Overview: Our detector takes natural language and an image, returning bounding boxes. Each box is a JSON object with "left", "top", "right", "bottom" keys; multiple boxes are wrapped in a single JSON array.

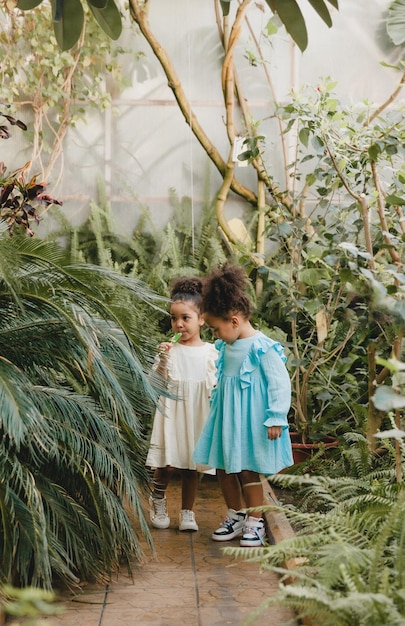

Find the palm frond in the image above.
[{"left": 0, "top": 232, "right": 158, "bottom": 587}]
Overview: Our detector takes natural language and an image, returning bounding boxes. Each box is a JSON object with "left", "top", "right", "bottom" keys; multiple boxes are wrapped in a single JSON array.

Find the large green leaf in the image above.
[
  {"left": 265, "top": 0, "right": 339, "bottom": 51},
  {"left": 387, "top": 0, "right": 405, "bottom": 45},
  {"left": 51, "top": 0, "right": 84, "bottom": 50},
  {"left": 16, "top": 0, "right": 43, "bottom": 8},
  {"left": 88, "top": 0, "right": 122, "bottom": 41},
  {"left": 266, "top": 0, "right": 308, "bottom": 51},
  {"left": 307, "top": 0, "right": 333, "bottom": 27},
  {"left": 87, "top": 0, "right": 108, "bottom": 8}
]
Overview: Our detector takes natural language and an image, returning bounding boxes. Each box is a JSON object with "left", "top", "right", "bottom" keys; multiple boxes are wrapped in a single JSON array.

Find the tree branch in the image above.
[{"left": 129, "top": 0, "right": 257, "bottom": 205}]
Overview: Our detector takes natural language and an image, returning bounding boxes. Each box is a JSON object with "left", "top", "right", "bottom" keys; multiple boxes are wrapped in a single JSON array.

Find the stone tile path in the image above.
[{"left": 42, "top": 475, "right": 297, "bottom": 626}]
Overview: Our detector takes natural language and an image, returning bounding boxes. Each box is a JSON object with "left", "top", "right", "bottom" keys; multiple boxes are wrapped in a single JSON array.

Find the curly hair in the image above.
[
  {"left": 170, "top": 276, "right": 203, "bottom": 312},
  {"left": 202, "top": 263, "right": 252, "bottom": 319}
]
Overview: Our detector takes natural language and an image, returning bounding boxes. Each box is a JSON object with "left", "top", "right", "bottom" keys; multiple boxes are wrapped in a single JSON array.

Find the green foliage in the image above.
[
  {"left": 58, "top": 182, "right": 227, "bottom": 339},
  {"left": 228, "top": 439, "right": 405, "bottom": 625},
  {"left": 264, "top": 0, "right": 338, "bottom": 52},
  {"left": 254, "top": 79, "right": 405, "bottom": 439},
  {"left": 0, "top": 2, "right": 134, "bottom": 178},
  {"left": 132, "top": 189, "right": 228, "bottom": 296},
  {"left": 15, "top": 0, "right": 122, "bottom": 50},
  {"left": 51, "top": 0, "right": 85, "bottom": 51},
  {"left": 260, "top": 212, "right": 394, "bottom": 437},
  {"left": 88, "top": 0, "right": 122, "bottom": 41},
  {"left": 15, "top": 0, "right": 340, "bottom": 52},
  {"left": 0, "top": 231, "right": 164, "bottom": 588},
  {"left": 0, "top": 3, "right": 127, "bottom": 114},
  {"left": 387, "top": 0, "right": 405, "bottom": 46},
  {"left": 1, "top": 585, "right": 62, "bottom": 622}
]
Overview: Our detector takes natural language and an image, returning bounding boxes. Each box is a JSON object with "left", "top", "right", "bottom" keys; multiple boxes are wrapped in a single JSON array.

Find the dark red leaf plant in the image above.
[{"left": 0, "top": 107, "right": 62, "bottom": 236}]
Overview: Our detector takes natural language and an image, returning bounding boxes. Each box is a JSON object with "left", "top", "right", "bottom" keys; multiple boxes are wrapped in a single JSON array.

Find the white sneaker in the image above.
[
  {"left": 149, "top": 495, "right": 170, "bottom": 529},
  {"left": 239, "top": 516, "right": 266, "bottom": 547},
  {"left": 211, "top": 509, "right": 246, "bottom": 541},
  {"left": 179, "top": 509, "right": 198, "bottom": 532}
]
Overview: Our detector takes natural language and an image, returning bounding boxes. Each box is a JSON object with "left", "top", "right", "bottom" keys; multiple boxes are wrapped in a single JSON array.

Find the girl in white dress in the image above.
[{"left": 146, "top": 277, "right": 217, "bottom": 532}]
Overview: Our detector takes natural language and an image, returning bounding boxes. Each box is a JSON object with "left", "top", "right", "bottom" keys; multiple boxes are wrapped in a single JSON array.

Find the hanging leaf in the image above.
[
  {"left": 52, "top": 0, "right": 63, "bottom": 21},
  {"left": 387, "top": 0, "right": 405, "bottom": 45},
  {"left": 88, "top": 0, "right": 122, "bottom": 40},
  {"left": 386, "top": 194, "right": 405, "bottom": 206},
  {"left": 51, "top": 0, "right": 84, "bottom": 50},
  {"left": 265, "top": 0, "right": 308, "bottom": 51},
  {"left": 16, "top": 0, "right": 43, "bottom": 8},
  {"left": 265, "top": 0, "right": 338, "bottom": 51},
  {"left": 219, "top": 0, "right": 231, "bottom": 17},
  {"left": 266, "top": 18, "right": 278, "bottom": 36},
  {"left": 87, "top": 0, "right": 108, "bottom": 9},
  {"left": 299, "top": 127, "right": 310, "bottom": 147},
  {"left": 306, "top": 0, "right": 333, "bottom": 27}
]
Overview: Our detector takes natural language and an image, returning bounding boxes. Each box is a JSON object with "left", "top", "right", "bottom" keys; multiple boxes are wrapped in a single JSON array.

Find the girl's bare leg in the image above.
[
  {"left": 180, "top": 469, "right": 198, "bottom": 510},
  {"left": 217, "top": 469, "right": 244, "bottom": 510},
  {"left": 152, "top": 466, "right": 175, "bottom": 498},
  {"left": 211, "top": 470, "right": 246, "bottom": 540},
  {"left": 239, "top": 470, "right": 264, "bottom": 516}
]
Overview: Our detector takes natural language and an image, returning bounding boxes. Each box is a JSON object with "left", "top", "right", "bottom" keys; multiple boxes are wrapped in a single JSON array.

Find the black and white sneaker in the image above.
[
  {"left": 239, "top": 516, "right": 266, "bottom": 547},
  {"left": 211, "top": 509, "right": 246, "bottom": 541}
]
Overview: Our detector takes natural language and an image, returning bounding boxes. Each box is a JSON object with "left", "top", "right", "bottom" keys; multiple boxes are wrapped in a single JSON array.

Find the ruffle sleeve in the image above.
[
  {"left": 240, "top": 334, "right": 286, "bottom": 389},
  {"left": 214, "top": 340, "right": 225, "bottom": 376},
  {"left": 208, "top": 340, "right": 225, "bottom": 403}
]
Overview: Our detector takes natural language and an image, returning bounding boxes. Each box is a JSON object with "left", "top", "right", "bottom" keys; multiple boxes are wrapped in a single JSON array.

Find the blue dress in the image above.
[{"left": 192, "top": 332, "right": 293, "bottom": 474}]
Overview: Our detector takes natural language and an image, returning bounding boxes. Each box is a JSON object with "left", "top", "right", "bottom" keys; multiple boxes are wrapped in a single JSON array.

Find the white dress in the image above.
[{"left": 146, "top": 342, "right": 218, "bottom": 472}]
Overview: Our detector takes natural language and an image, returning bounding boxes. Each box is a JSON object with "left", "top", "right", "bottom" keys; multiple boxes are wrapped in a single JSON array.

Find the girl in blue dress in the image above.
[{"left": 193, "top": 264, "right": 293, "bottom": 547}]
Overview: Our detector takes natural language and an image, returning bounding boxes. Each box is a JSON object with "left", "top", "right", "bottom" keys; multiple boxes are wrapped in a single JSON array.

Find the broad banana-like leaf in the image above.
[
  {"left": 87, "top": 0, "right": 108, "bottom": 10},
  {"left": 16, "top": 0, "right": 43, "bottom": 9},
  {"left": 387, "top": 0, "right": 405, "bottom": 45},
  {"left": 265, "top": 0, "right": 338, "bottom": 52},
  {"left": 88, "top": 0, "right": 122, "bottom": 40},
  {"left": 51, "top": 0, "right": 84, "bottom": 50}
]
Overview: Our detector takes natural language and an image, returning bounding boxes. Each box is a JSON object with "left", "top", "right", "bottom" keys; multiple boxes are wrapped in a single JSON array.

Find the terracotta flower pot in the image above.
[{"left": 290, "top": 432, "right": 338, "bottom": 464}]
